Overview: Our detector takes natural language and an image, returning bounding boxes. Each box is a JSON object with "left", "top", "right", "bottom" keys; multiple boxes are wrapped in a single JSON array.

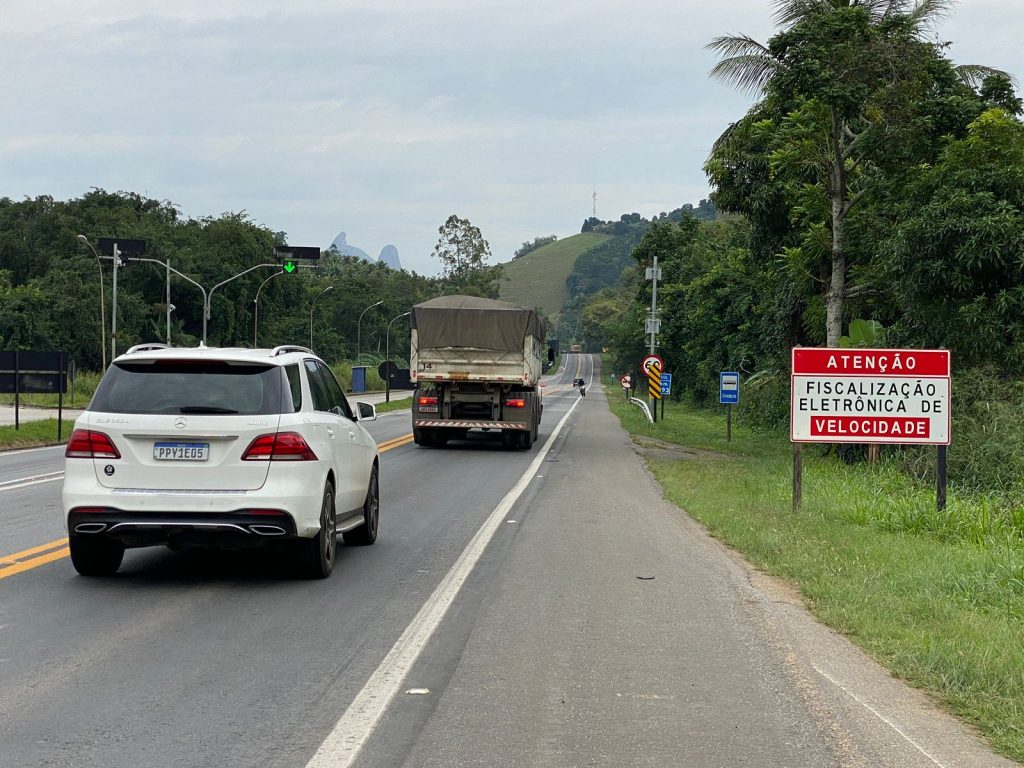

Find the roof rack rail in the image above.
[
  {"left": 271, "top": 345, "right": 315, "bottom": 357},
  {"left": 125, "top": 343, "right": 172, "bottom": 355}
]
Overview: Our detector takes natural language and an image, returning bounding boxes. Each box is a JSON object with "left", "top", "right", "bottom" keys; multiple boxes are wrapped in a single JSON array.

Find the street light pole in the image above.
[
  {"left": 130, "top": 257, "right": 208, "bottom": 344},
  {"left": 310, "top": 286, "right": 334, "bottom": 352},
  {"left": 357, "top": 299, "right": 384, "bottom": 360},
  {"left": 385, "top": 311, "right": 410, "bottom": 403},
  {"left": 166, "top": 258, "right": 172, "bottom": 345},
  {"left": 76, "top": 235, "right": 106, "bottom": 371},
  {"left": 206, "top": 263, "right": 278, "bottom": 345},
  {"left": 253, "top": 270, "right": 284, "bottom": 347}
]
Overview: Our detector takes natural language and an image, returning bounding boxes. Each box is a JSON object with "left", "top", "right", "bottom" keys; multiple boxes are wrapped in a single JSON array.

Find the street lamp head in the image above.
[{"left": 76, "top": 234, "right": 88, "bottom": 242}]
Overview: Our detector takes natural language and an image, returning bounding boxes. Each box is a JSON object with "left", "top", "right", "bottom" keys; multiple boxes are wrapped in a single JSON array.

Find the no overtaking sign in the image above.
[{"left": 790, "top": 348, "right": 951, "bottom": 445}]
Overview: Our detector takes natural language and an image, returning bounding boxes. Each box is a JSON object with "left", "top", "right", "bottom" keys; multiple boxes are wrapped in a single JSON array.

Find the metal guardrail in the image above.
[{"left": 629, "top": 397, "right": 654, "bottom": 424}]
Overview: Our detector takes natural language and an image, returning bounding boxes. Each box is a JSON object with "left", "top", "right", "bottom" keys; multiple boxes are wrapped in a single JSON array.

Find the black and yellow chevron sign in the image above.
[{"left": 646, "top": 360, "right": 663, "bottom": 400}]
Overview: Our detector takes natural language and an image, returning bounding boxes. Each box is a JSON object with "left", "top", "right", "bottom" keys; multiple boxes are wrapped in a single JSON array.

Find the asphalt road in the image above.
[{"left": 0, "top": 356, "right": 1015, "bottom": 768}]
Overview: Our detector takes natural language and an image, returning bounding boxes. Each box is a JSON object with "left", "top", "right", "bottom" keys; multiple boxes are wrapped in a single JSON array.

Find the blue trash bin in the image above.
[{"left": 351, "top": 366, "right": 367, "bottom": 394}]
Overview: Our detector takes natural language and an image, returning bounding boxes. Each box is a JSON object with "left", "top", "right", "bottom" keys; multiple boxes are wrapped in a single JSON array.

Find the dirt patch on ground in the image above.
[{"left": 631, "top": 436, "right": 733, "bottom": 462}]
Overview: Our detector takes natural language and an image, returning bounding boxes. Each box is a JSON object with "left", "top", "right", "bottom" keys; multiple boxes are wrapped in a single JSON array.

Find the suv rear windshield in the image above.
[{"left": 89, "top": 361, "right": 288, "bottom": 415}]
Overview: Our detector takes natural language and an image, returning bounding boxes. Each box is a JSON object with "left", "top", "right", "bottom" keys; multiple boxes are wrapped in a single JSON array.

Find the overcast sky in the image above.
[{"left": 1, "top": 1, "right": 1018, "bottom": 275}]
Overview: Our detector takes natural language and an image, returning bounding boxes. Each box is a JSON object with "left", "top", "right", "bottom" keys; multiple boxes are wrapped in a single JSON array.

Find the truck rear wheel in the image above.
[
  {"left": 502, "top": 430, "right": 518, "bottom": 450},
  {"left": 413, "top": 428, "right": 431, "bottom": 447}
]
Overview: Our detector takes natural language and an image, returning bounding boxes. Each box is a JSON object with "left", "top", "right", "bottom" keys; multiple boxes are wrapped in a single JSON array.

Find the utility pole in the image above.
[
  {"left": 97, "top": 238, "right": 146, "bottom": 361},
  {"left": 647, "top": 254, "right": 659, "bottom": 355}
]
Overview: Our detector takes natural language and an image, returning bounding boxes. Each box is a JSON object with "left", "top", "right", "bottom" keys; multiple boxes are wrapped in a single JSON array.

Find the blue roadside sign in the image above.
[
  {"left": 660, "top": 372, "right": 672, "bottom": 395},
  {"left": 720, "top": 372, "right": 739, "bottom": 404}
]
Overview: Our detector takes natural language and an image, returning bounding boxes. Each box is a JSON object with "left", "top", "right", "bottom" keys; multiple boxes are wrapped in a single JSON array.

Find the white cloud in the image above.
[{"left": 0, "top": 1, "right": 1018, "bottom": 274}]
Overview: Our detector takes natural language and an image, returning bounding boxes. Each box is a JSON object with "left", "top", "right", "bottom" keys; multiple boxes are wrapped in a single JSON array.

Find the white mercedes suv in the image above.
[{"left": 61, "top": 344, "right": 380, "bottom": 579}]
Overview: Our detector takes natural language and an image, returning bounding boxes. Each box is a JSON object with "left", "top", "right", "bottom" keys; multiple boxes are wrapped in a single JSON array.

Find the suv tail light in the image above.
[
  {"left": 66, "top": 430, "right": 121, "bottom": 459},
  {"left": 241, "top": 432, "right": 318, "bottom": 461},
  {"left": 505, "top": 398, "right": 526, "bottom": 408}
]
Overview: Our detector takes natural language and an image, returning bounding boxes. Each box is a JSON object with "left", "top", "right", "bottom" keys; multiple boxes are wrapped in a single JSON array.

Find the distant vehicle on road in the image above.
[
  {"left": 61, "top": 343, "right": 380, "bottom": 578},
  {"left": 569, "top": 344, "right": 582, "bottom": 353}
]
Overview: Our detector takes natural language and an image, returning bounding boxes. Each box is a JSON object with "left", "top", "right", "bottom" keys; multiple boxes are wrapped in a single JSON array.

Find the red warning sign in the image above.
[{"left": 791, "top": 348, "right": 950, "bottom": 445}]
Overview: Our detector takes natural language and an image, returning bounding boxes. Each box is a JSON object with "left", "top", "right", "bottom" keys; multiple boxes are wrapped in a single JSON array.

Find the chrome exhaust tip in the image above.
[
  {"left": 249, "top": 524, "right": 287, "bottom": 536},
  {"left": 74, "top": 523, "right": 109, "bottom": 534}
]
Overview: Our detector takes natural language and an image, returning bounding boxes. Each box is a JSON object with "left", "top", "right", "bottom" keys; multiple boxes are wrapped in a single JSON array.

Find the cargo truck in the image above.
[{"left": 410, "top": 295, "right": 548, "bottom": 450}]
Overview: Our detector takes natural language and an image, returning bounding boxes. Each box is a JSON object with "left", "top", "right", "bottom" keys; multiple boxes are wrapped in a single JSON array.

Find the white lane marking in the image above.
[
  {"left": 0, "top": 444, "right": 65, "bottom": 458},
  {"left": 0, "top": 472, "right": 64, "bottom": 492},
  {"left": 812, "top": 664, "right": 947, "bottom": 767},
  {"left": 305, "top": 397, "right": 582, "bottom": 768}
]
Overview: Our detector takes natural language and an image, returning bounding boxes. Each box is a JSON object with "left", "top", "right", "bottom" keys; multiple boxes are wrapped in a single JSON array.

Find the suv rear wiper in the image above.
[{"left": 178, "top": 406, "right": 240, "bottom": 414}]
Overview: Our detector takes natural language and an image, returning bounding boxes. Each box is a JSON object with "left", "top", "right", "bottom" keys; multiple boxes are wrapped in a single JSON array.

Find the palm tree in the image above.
[{"left": 707, "top": 0, "right": 1006, "bottom": 347}]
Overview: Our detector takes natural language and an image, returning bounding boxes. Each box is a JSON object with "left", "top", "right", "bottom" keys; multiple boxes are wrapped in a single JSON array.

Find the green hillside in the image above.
[{"left": 498, "top": 232, "right": 608, "bottom": 326}]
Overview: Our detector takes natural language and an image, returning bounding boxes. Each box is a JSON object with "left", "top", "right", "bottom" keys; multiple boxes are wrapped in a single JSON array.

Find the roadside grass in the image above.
[
  {"left": 369, "top": 396, "right": 412, "bottom": 415},
  {"left": 608, "top": 396, "right": 1024, "bottom": 761},
  {"left": 0, "top": 419, "right": 76, "bottom": 450}
]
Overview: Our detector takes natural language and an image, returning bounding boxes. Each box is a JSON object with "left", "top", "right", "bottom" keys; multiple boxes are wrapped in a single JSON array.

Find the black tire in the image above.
[
  {"left": 69, "top": 535, "right": 124, "bottom": 576},
  {"left": 433, "top": 430, "right": 449, "bottom": 447},
  {"left": 297, "top": 481, "right": 337, "bottom": 579},
  {"left": 415, "top": 428, "right": 441, "bottom": 447},
  {"left": 502, "top": 430, "right": 518, "bottom": 450},
  {"left": 518, "top": 429, "right": 533, "bottom": 450},
  {"left": 344, "top": 464, "right": 379, "bottom": 546}
]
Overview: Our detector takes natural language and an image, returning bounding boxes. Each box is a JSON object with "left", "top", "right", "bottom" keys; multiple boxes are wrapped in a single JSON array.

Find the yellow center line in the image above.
[
  {"left": 0, "top": 537, "right": 70, "bottom": 568},
  {"left": 0, "top": 547, "right": 70, "bottom": 579},
  {"left": 0, "top": 433, "right": 418, "bottom": 581},
  {"left": 377, "top": 434, "right": 414, "bottom": 452}
]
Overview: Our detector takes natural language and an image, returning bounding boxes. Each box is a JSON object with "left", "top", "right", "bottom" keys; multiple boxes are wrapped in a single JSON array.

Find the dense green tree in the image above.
[
  {"left": 880, "top": 108, "right": 1024, "bottom": 369},
  {"left": 0, "top": 190, "right": 445, "bottom": 371},
  {"left": 708, "top": 0, "right": 1005, "bottom": 347},
  {"left": 431, "top": 215, "right": 501, "bottom": 298}
]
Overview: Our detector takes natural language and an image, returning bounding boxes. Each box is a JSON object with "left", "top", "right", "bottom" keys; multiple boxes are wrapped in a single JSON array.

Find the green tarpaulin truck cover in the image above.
[{"left": 411, "top": 296, "right": 545, "bottom": 352}]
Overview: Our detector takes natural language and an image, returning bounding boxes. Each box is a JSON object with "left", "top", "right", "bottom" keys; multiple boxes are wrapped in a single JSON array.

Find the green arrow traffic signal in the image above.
[{"left": 283, "top": 260, "right": 297, "bottom": 273}]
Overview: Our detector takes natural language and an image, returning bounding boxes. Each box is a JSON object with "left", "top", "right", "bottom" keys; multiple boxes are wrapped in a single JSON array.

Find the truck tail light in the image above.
[
  {"left": 505, "top": 398, "right": 526, "bottom": 408},
  {"left": 65, "top": 430, "right": 121, "bottom": 459},
  {"left": 417, "top": 395, "right": 439, "bottom": 413},
  {"left": 242, "top": 432, "right": 318, "bottom": 461}
]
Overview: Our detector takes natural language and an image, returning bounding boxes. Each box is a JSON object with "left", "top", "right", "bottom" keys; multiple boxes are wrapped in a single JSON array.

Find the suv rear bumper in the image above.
[
  {"left": 67, "top": 508, "right": 299, "bottom": 549},
  {"left": 62, "top": 461, "right": 326, "bottom": 538}
]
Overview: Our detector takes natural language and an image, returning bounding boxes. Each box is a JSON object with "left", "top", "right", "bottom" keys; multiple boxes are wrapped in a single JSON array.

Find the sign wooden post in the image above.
[
  {"left": 793, "top": 443, "right": 802, "bottom": 511},
  {"left": 937, "top": 445, "right": 948, "bottom": 511}
]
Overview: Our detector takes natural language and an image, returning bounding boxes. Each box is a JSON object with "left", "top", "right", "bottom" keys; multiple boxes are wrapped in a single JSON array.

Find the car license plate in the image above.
[{"left": 153, "top": 442, "right": 209, "bottom": 461}]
